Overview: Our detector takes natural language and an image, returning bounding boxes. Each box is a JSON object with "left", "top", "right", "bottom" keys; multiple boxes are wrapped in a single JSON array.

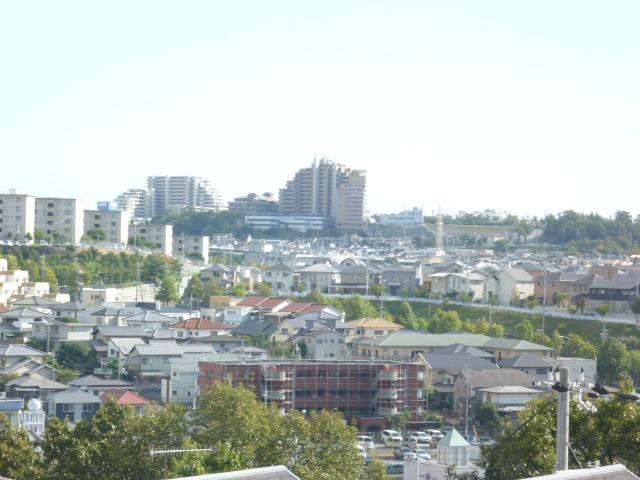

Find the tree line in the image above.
[{"left": 0, "top": 382, "right": 386, "bottom": 480}]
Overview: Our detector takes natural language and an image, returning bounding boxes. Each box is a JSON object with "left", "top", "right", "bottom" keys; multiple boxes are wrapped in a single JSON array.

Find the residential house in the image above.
[
  {"left": 498, "top": 353, "right": 554, "bottom": 382},
  {"left": 0, "top": 342, "right": 46, "bottom": 368},
  {"left": 355, "top": 331, "right": 553, "bottom": 362},
  {"left": 100, "top": 389, "right": 150, "bottom": 413},
  {"left": 263, "top": 264, "right": 297, "bottom": 295},
  {"left": 0, "top": 357, "right": 55, "bottom": 379},
  {"left": 485, "top": 267, "right": 535, "bottom": 305},
  {"left": 335, "top": 264, "right": 379, "bottom": 295},
  {"left": 0, "top": 307, "right": 49, "bottom": 333},
  {"left": 585, "top": 274, "right": 639, "bottom": 314},
  {"left": 477, "top": 386, "right": 546, "bottom": 412},
  {"left": 200, "top": 264, "right": 233, "bottom": 289},
  {"left": 169, "top": 318, "right": 231, "bottom": 340},
  {"left": 300, "top": 329, "right": 347, "bottom": 359},
  {"left": 32, "top": 321, "right": 94, "bottom": 344},
  {"left": 453, "top": 369, "right": 539, "bottom": 414},
  {"left": 124, "top": 311, "right": 177, "bottom": 330},
  {"left": 90, "top": 307, "right": 141, "bottom": 326},
  {"left": 335, "top": 317, "right": 403, "bottom": 340},
  {"left": 297, "top": 264, "right": 340, "bottom": 293},
  {"left": 69, "top": 375, "right": 135, "bottom": 396},
  {"left": 381, "top": 264, "right": 423, "bottom": 296},
  {"left": 6, "top": 374, "right": 69, "bottom": 403},
  {"left": 48, "top": 387, "right": 101, "bottom": 422},
  {"left": 533, "top": 272, "right": 596, "bottom": 307},
  {"left": 51, "top": 301, "right": 86, "bottom": 321}
]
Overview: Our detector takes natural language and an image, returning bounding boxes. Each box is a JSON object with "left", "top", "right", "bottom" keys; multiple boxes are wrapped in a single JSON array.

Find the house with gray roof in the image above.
[
  {"left": 6, "top": 374, "right": 69, "bottom": 402},
  {"left": 355, "top": 331, "right": 552, "bottom": 363},
  {"left": 124, "top": 311, "right": 176, "bottom": 329},
  {"left": 51, "top": 301, "right": 86, "bottom": 321},
  {"left": 485, "top": 267, "right": 535, "bottom": 305},
  {"left": 499, "top": 353, "right": 553, "bottom": 381},
  {"left": 0, "top": 342, "right": 46, "bottom": 368},
  {"left": 48, "top": 387, "right": 101, "bottom": 422},
  {"left": 0, "top": 307, "right": 50, "bottom": 332},
  {"left": 69, "top": 374, "right": 134, "bottom": 395}
]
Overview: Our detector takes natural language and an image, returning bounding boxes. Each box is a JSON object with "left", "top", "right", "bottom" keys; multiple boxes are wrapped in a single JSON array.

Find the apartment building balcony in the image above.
[
  {"left": 263, "top": 389, "right": 288, "bottom": 401},
  {"left": 375, "top": 389, "right": 398, "bottom": 400},
  {"left": 263, "top": 371, "right": 291, "bottom": 382},
  {"left": 377, "top": 406, "right": 398, "bottom": 416},
  {"left": 376, "top": 370, "right": 402, "bottom": 382}
]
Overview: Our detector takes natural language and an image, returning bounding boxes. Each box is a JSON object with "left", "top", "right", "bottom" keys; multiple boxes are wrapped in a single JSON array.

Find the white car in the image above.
[
  {"left": 408, "top": 431, "right": 432, "bottom": 447},
  {"left": 427, "top": 429, "right": 444, "bottom": 440},
  {"left": 357, "top": 435, "right": 374, "bottom": 450},
  {"left": 382, "top": 429, "right": 403, "bottom": 447}
]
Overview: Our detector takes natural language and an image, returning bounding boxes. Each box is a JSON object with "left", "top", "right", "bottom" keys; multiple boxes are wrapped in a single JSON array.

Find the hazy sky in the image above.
[{"left": 1, "top": 1, "right": 638, "bottom": 218}]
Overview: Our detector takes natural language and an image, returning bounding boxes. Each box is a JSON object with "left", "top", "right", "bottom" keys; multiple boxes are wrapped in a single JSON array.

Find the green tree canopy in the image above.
[{"left": 156, "top": 275, "right": 179, "bottom": 305}]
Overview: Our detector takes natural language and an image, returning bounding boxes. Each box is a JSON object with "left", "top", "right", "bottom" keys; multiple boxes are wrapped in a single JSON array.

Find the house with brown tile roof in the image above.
[{"left": 169, "top": 318, "right": 231, "bottom": 340}]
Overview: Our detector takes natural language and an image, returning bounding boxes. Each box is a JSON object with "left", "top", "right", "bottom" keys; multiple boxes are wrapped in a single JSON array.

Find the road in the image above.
[{"left": 327, "top": 293, "right": 638, "bottom": 326}]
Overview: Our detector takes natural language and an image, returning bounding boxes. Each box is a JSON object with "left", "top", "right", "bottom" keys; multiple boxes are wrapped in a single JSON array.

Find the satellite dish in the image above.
[{"left": 28, "top": 398, "right": 42, "bottom": 412}]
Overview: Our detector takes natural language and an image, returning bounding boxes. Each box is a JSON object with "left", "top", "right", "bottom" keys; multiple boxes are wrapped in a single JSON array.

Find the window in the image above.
[
  {"left": 177, "top": 331, "right": 184, "bottom": 337},
  {"left": 82, "top": 403, "right": 96, "bottom": 413}
]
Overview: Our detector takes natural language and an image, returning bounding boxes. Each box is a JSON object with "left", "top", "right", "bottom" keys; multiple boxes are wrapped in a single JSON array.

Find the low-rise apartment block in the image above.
[
  {"left": 173, "top": 234, "right": 209, "bottom": 263},
  {"left": 0, "top": 192, "right": 35, "bottom": 241},
  {"left": 35, "top": 197, "right": 84, "bottom": 244},
  {"left": 83, "top": 203, "right": 131, "bottom": 245},
  {"left": 130, "top": 223, "right": 173, "bottom": 256}
]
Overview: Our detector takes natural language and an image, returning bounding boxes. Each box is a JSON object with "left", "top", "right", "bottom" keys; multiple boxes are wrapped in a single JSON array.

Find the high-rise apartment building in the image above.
[
  {"left": 279, "top": 159, "right": 367, "bottom": 229},
  {"left": 35, "top": 197, "right": 84, "bottom": 244},
  {"left": 147, "top": 176, "right": 224, "bottom": 217},
  {"left": 0, "top": 191, "right": 35, "bottom": 241},
  {"left": 114, "top": 189, "right": 149, "bottom": 219}
]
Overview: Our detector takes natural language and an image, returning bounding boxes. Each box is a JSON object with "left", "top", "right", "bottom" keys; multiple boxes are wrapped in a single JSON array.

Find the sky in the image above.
[{"left": 0, "top": 1, "right": 638, "bottom": 218}]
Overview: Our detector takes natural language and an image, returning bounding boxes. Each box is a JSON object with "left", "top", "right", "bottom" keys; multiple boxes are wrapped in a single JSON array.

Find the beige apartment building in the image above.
[
  {"left": 35, "top": 197, "right": 84, "bottom": 244},
  {"left": 130, "top": 223, "right": 173, "bottom": 256},
  {"left": 0, "top": 192, "right": 35, "bottom": 241},
  {"left": 279, "top": 158, "right": 367, "bottom": 230},
  {"left": 173, "top": 234, "right": 209, "bottom": 264},
  {"left": 83, "top": 208, "right": 131, "bottom": 245}
]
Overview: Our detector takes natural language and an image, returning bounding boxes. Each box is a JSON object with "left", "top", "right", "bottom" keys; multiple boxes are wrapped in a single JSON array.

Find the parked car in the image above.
[
  {"left": 385, "top": 463, "right": 404, "bottom": 475},
  {"left": 427, "top": 429, "right": 444, "bottom": 440},
  {"left": 382, "top": 429, "right": 403, "bottom": 447},
  {"left": 394, "top": 446, "right": 413, "bottom": 460},
  {"left": 407, "top": 431, "right": 432, "bottom": 447},
  {"left": 357, "top": 435, "right": 374, "bottom": 450},
  {"left": 411, "top": 448, "right": 432, "bottom": 460}
]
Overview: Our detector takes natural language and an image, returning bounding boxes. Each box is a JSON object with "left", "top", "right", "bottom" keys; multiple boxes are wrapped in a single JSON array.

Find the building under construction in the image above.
[{"left": 198, "top": 358, "right": 427, "bottom": 432}]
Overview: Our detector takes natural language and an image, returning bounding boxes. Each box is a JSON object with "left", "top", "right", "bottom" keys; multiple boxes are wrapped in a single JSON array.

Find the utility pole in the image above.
[{"left": 556, "top": 367, "right": 570, "bottom": 471}]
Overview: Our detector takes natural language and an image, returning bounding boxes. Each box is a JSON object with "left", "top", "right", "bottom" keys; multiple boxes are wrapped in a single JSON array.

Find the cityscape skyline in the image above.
[{"left": 1, "top": 1, "right": 639, "bottom": 217}]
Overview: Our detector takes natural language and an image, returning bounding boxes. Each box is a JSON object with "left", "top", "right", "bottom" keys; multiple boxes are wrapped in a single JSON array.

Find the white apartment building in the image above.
[
  {"left": 377, "top": 207, "right": 423, "bottom": 225},
  {"left": 147, "top": 176, "right": 224, "bottom": 217},
  {"left": 114, "top": 189, "right": 149, "bottom": 219},
  {"left": 244, "top": 215, "right": 326, "bottom": 233},
  {"left": 35, "top": 197, "right": 84, "bottom": 244},
  {"left": 83, "top": 206, "right": 131, "bottom": 245},
  {"left": 0, "top": 192, "right": 35, "bottom": 241},
  {"left": 172, "top": 234, "right": 209, "bottom": 264},
  {"left": 130, "top": 224, "right": 173, "bottom": 256}
]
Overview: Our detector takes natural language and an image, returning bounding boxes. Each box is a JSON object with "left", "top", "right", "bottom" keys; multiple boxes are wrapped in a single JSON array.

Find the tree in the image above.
[
  {"left": 182, "top": 274, "right": 205, "bottom": 306},
  {"left": 486, "top": 323, "right": 505, "bottom": 337},
  {"left": 0, "top": 415, "right": 43, "bottom": 480},
  {"left": 595, "top": 303, "right": 611, "bottom": 318},
  {"left": 84, "top": 228, "right": 106, "bottom": 244},
  {"left": 429, "top": 309, "right": 462, "bottom": 333},
  {"left": 255, "top": 282, "right": 273, "bottom": 296},
  {"left": 597, "top": 338, "right": 631, "bottom": 385},
  {"left": 514, "top": 320, "right": 534, "bottom": 341},
  {"left": 567, "top": 305, "right": 578, "bottom": 315},
  {"left": 155, "top": 276, "right": 179, "bottom": 305},
  {"left": 474, "top": 402, "right": 501, "bottom": 429},
  {"left": 369, "top": 284, "right": 385, "bottom": 297},
  {"left": 562, "top": 334, "right": 596, "bottom": 359},
  {"left": 396, "top": 301, "right": 418, "bottom": 329},
  {"left": 342, "top": 295, "right": 377, "bottom": 321},
  {"left": 360, "top": 457, "right": 387, "bottom": 480},
  {"left": 631, "top": 296, "right": 640, "bottom": 316},
  {"left": 230, "top": 283, "right": 248, "bottom": 297}
]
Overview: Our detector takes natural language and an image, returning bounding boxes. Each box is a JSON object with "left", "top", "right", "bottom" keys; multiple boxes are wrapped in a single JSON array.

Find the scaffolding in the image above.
[{"left": 199, "top": 359, "right": 427, "bottom": 427}]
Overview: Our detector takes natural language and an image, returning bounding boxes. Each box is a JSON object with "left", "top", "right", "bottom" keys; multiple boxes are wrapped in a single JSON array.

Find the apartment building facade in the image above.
[
  {"left": 35, "top": 197, "right": 84, "bottom": 243},
  {"left": 83, "top": 204, "right": 131, "bottom": 245},
  {"left": 130, "top": 223, "right": 173, "bottom": 256},
  {"left": 278, "top": 159, "right": 367, "bottom": 230},
  {"left": 173, "top": 234, "right": 209, "bottom": 264},
  {"left": 114, "top": 189, "right": 149, "bottom": 219},
  {"left": 147, "top": 176, "right": 224, "bottom": 217},
  {"left": 0, "top": 192, "right": 35, "bottom": 241},
  {"left": 198, "top": 359, "right": 427, "bottom": 429}
]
